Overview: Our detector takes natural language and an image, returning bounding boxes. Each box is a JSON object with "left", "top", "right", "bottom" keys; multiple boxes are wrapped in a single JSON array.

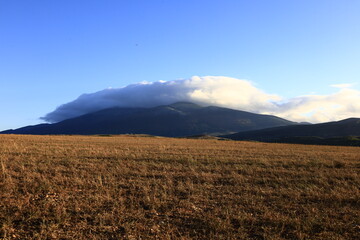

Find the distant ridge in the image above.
[
  {"left": 0, "top": 102, "right": 296, "bottom": 137},
  {"left": 223, "top": 118, "right": 360, "bottom": 146}
]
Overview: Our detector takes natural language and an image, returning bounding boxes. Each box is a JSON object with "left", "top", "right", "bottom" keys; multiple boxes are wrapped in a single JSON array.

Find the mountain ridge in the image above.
[
  {"left": 223, "top": 118, "right": 360, "bottom": 146},
  {"left": 1, "top": 102, "right": 296, "bottom": 137}
]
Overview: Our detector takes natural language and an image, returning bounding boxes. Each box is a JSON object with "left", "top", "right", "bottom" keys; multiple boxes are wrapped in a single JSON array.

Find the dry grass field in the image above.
[{"left": 0, "top": 134, "right": 359, "bottom": 239}]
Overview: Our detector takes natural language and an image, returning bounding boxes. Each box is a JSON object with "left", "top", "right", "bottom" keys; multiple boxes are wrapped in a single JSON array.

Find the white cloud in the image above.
[
  {"left": 273, "top": 89, "right": 360, "bottom": 123},
  {"left": 331, "top": 83, "right": 356, "bottom": 89},
  {"left": 41, "top": 76, "right": 360, "bottom": 123}
]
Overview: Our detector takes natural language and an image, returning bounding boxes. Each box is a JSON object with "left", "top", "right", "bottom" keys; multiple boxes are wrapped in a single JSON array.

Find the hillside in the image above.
[
  {"left": 1, "top": 102, "right": 296, "bottom": 137},
  {"left": 223, "top": 118, "right": 360, "bottom": 146}
]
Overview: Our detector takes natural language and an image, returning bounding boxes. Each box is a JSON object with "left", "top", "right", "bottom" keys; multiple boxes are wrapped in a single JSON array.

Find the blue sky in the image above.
[{"left": 1, "top": 0, "right": 360, "bottom": 130}]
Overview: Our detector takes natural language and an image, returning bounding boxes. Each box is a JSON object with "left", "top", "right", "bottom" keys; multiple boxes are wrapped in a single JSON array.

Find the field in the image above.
[{"left": 0, "top": 135, "right": 359, "bottom": 239}]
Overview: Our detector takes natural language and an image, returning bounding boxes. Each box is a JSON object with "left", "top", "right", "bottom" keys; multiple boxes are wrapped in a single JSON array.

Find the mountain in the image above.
[
  {"left": 223, "top": 118, "right": 360, "bottom": 146},
  {"left": 1, "top": 102, "right": 296, "bottom": 137}
]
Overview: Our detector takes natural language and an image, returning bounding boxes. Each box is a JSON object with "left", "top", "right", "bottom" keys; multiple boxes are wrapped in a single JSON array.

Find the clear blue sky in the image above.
[{"left": 1, "top": 0, "right": 360, "bottom": 130}]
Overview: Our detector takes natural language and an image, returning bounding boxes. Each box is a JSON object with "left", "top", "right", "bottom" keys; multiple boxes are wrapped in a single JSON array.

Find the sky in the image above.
[{"left": 1, "top": 0, "right": 360, "bottom": 130}]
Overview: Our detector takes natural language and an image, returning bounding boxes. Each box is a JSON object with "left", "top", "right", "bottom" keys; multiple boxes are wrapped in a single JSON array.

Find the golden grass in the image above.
[{"left": 0, "top": 134, "right": 359, "bottom": 239}]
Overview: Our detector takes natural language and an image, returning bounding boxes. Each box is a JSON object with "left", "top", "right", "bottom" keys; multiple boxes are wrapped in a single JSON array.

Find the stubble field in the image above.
[{"left": 0, "top": 134, "right": 359, "bottom": 239}]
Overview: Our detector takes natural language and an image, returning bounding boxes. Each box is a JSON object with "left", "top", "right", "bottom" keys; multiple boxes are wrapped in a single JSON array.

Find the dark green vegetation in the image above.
[
  {"left": 1, "top": 135, "right": 359, "bottom": 239},
  {"left": 224, "top": 118, "right": 360, "bottom": 146},
  {"left": 0, "top": 102, "right": 295, "bottom": 136},
  {"left": 268, "top": 136, "right": 360, "bottom": 146}
]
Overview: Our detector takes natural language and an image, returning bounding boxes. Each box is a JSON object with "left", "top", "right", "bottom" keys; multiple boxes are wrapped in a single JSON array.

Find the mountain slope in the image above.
[
  {"left": 223, "top": 118, "right": 360, "bottom": 145},
  {"left": 1, "top": 102, "right": 296, "bottom": 137}
]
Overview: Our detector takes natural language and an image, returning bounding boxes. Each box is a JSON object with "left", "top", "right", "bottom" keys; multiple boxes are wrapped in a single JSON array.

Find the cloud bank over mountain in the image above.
[{"left": 41, "top": 76, "right": 360, "bottom": 123}]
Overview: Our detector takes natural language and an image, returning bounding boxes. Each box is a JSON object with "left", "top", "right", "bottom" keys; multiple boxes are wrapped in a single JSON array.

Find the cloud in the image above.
[
  {"left": 41, "top": 76, "right": 360, "bottom": 123},
  {"left": 330, "top": 83, "right": 356, "bottom": 89},
  {"left": 273, "top": 88, "right": 360, "bottom": 123}
]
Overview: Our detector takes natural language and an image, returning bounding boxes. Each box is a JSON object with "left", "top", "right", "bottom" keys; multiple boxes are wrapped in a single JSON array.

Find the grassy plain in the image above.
[{"left": 0, "top": 134, "right": 359, "bottom": 239}]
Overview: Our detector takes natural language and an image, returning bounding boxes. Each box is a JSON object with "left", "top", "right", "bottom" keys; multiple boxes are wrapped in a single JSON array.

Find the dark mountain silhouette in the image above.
[
  {"left": 1, "top": 102, "right": 296, "bottom": 137},
  {"left": 223, "top": 118, "right": 360, "bottom": 146}
]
